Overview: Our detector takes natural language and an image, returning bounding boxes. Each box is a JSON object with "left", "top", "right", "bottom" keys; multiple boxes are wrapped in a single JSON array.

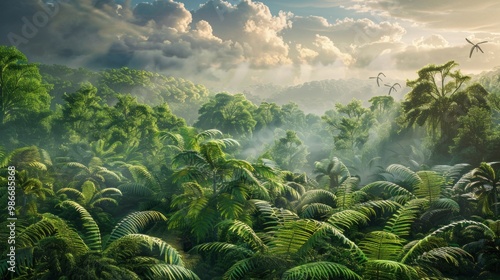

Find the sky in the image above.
[{"left": 1, "top": 0, "right": 499, "bottom": 91}]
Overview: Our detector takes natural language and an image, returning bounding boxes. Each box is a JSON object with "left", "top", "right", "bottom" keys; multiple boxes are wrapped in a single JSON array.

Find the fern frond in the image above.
[
  {"left": 105, "top": 211, "right": 167, "bottom": 247},
  {"left": 282, "top": 261, "right": 362, "bottom": 280},
  {"left": 190, "top": 242, "right": 254, "bottom": 258},
  {"left": 218, "top": 220, "right": 267, "bottom": 253},
  {"left": 364, "top": 260, "right": 419, "bottom": 280},
  {"left": 415, "top": 171, "right": 444, "bottom": 202},
  {"left": 59, "top": 200, "right": 102, "bottom": 252},
  {"left": 326, "top": 209, "right": 369, "bottom": 232},
  {"left": 359, "top": 231, "right": 403, "bottom": 261},
  {"left": 384, "top": 198, "right": 427, "bottom": 238},
  {"left": 401, "top": 220, "right": 494, "bottom": 264},
  {"left": 299, "top": 203, "right": 334, "bottom": 219},
  {"left": 105, "top": 234, "right": 183, "bottom": 265},
  {"left": 144, "top": 264, "right": 200, "bottom": 280},
  {"left": 223, "top": 255, "right": 289, "bottom": 280},
  {"left": 361, "top": 181, "right": 417, "bottom": 199}
]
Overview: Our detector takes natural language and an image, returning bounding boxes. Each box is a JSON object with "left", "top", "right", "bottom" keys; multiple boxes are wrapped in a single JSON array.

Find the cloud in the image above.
[
  {"left": 393, "top": 34, "right": 500, "bottom": 72},
  {"left": 348, "top": 0, "right": 500, "bottom": 33},
  {"left": 192, "top": 0, "right": 292, "bottom": 67}
]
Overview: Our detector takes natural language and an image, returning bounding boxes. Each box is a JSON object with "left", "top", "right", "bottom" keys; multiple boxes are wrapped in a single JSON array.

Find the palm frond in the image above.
[{"left": 282, "top": 261, "right": 362, "bottom": 280}]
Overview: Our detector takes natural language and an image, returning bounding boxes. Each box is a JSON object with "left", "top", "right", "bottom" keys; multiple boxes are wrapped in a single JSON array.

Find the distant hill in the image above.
[
  {"left": 40, "top": 65, "right": 211, "bottom": 124},
  {"left": 244, "top": 78, "right": 407, "bottom": 114}
]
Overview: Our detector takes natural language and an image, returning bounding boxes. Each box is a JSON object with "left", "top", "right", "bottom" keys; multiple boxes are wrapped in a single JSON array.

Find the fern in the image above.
[
  {"left": 282, "top": 261, "right": 362, "bottom": 280},
  {"left": 415, "top": 171, "right": 444, "bottom": 202},
  {"left": 401, "top": 220, "right": 494, "bottom": 264},
  {"left": 384, "top": 164, "right": 422, "bottom": 191},
  {"left": 326, "top": 209, "right": 369, "bottom": 232},
  {"left": 144, "top": 264, "right": 200, "bottom": 280},
  {"left": 59, "top": 200, "right": 102, "bottom": 252},
  {"left": 218, "top": 220, "right": 267, "bottom": 252},
  {"left": 104, "top": 234, "right": 184, "bottom": 266},
  {"left": 299, "top": 203, "right": 334, "bottom": 219},
  {"left": 359, "top": 231, "right": 403, "bottom": 261},
  {"left": 361, "top": 181, "right": 417, "bottom": 199},
  {"left": 364, "top": 260, "right": 419, "bottom": 280},
  {"left": 105, "top": 211, "right": 167, "bottom": 247},
  {"left": 223, "top": 255, "right": 289, "bottom": 280},
  {"left": 384, "top": 198, "right": 427, "bottom": 238}
]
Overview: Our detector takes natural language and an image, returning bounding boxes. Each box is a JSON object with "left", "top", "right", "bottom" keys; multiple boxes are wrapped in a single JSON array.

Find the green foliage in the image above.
[
  {"left": 282, "top": 261, "right": 362, "bottom": 280},
  {"left": 195, "top": 93, "right": 257, "bottom": 137},
  {"left": 0, "top": 46, "right": 52, "bottom": 142}
]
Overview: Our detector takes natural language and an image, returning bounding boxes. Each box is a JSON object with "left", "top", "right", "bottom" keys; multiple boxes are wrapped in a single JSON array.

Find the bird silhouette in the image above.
[
  {"left": 369, "top": 72, "right": 386, "bottom": 87},
  {"left": 384, "top": 83, "right": 401, "bottom": 95},
  {"left": 466, "top": 38, "right": 487, "bottom": 58}
]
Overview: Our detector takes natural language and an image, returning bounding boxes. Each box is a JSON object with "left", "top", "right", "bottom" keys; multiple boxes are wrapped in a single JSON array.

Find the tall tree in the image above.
[
  {"left": 0, "top": 46, "right": 52, "bottom": 146},
  {"left": 195, "top": 93, "right": 257, "bottom": 137},
  {"left": 402, "top": 61, "right": 489, "bottom": 151}
]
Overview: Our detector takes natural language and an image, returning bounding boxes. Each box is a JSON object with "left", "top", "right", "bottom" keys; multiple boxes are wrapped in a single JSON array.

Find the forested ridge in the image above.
[{"left": 1, "top": 45, "right": 500, "bottom": 280}]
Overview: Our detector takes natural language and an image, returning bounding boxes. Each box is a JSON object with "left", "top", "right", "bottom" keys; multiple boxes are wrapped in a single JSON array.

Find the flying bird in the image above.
[
  {"left": 466, "top": 38, "right": 487, "bottom": 58},
  {"left": 384, "top": 83, "right": 401, "bottom": 95},
  {"left": 369, "top": 72, "right": 386, "bottom": 87}
]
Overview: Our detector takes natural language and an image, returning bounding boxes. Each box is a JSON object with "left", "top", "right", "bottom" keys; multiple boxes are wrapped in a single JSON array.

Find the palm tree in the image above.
[
  {"left": 402, "top": 61, "right": 490, "bottom": 147},
  {"left": 466, "top": 162, "right": 500, "bottom": 217},
  {"left": 314, "top": 157, "right": 350, "bottom": 191}
]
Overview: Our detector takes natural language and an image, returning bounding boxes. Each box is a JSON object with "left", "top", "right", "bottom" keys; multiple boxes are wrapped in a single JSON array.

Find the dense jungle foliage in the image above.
[{"left": 1, "top": 45, "right": 500, "bottom": 280}]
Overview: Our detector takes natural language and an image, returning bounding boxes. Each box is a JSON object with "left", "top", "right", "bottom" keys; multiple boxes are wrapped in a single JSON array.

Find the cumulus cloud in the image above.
[
  {"left": 0, "top": 0, "right": 498, "bottom": 90},
  {"left": 192, "top": 0, "right": 292, "bottom": 67},
  {"left": 348, "top": 0, "right": 500, "bottom": 33}
]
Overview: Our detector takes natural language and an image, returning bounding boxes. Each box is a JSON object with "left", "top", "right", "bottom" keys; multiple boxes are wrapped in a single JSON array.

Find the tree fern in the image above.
[{"left": 282, "top": 261, "right": 362, "bottom": 280}]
